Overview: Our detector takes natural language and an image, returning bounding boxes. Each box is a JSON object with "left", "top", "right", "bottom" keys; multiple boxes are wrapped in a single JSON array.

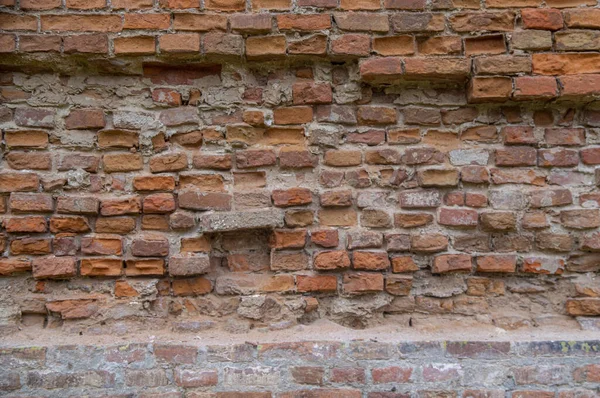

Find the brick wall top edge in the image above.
[{"left": 2, "top": 3, "right": 600, "bottom": 101}]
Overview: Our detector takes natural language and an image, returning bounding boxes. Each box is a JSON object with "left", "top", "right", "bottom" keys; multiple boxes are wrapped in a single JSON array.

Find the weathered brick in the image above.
[
  {"left": 246, "top": 35, "right": 286, "bottom": 59},
  {"left": 80, "top": 258, "right": 123, "bottom": 277},
  {"left": 343, "top": 272, "right": 384, "bottom": 294},
  {"left": 432, "top": 254, "right": 472, "bottom": 273},
  {"left": 297, "top": 274, "right": 337, "bottom": 292},
  {"left": 32, "top": 256, "right": 77, "bottom": 279}
]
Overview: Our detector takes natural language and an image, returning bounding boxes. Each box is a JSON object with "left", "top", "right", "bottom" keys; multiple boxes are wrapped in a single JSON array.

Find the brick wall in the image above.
[
  {"left": 1, "top": 340, "right": 600, "bottom": 396},
  {"left": 0, "top": 0, "right": 600, "bottom": 334}
]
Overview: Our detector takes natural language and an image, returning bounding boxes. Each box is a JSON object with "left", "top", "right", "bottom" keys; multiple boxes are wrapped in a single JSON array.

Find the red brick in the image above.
[
  {"left": 172, "top": 277, "right": 212, "bottom": 296},
  {"left": 357, "top": 106, "right": 397, "bottom": 125},
  {"left": 236, "top": 150, "right": 276, "bottom": 168},
  {"left": 21, "top": 0, "right": 61, "bottom": 9},
  {"left": 4, "top": 216, "right": 47, "bottom": 233},
  {"left": 418, "top": 36, "right": 461, "bottom": 55},
  {"left": 49, "top": 216, "right": 90, "bottom": 233},
  {"left": 502, "top": 126, "right": 536, "bottom": 145},
  {"left": 0, "top": 15, "right": 37, "bottom": 31},
  {"left": 80, "top": 258, "right": 123, "bottom": 277},
  {"left": 66, "top": 0, "right": 106, "bottom": 8},
  {"left": 314, "top": 250, "right": 351, "bottom": 270},
  {"left": 32, "top": 256, "right": 77, "bottom": 279},
  {"left": 373, "top": 35, "right": 415, "bottom": 56},
  {"left": 4, "top": 130, "right": 47, "bottom": 149},
  {"left": 0, "top": 258, "right": 32, "bottom": 276},
  {"left": 272, "top": 188, "right": 312, "bottom": 207},
  {"left": 343, "top": 272, "right": 384, "bottom": 294},
  {"left": 573, "top": 364, "right": 600, "bottom": 382},
  {"left": 174, "top": 368, "right": 217, "bottom": 387},
  {"left": 347, "top": 130, "right": 386, "bottom": 146},
  {"left": 293, "top": 82, "right": 333, "bottom": 105},
  {"left": 331, "top": 34, "right": 371, "bottom": 56},
  {"left": 124, "top": 13, "right": 170, "bottom": 29},
  {"left": 521, "top": 8, "right": 563, "bottom": 30},
  {"left": 297, "top": 274, "right": 337, "bottom": 292},
  {"left": 372, "top": 366, "right": 412, "bottom": 383},
  {"left": 533, "top": 53, "right": 600, "bottom": 75},
  {"left": 360, "top": 57, "right": 403, "bottom": 82},
  {"left": 279, "top": 146, "right": 317, "bottom": 169},
  {"left": 193, "top": 154, "right": 232, "bottom": 170},
  {"left": 173, "top": 13, "right": 227, "bottom": 31},
  {"left": 438, "top": 208, "right": 478, "bottom": 227},
  {"left": 19, "top": 35, "right": 61, "bottom": 52},
  {"left": 65, "top": 109, "right": 105, "bottom": 129},
  {"left": 566, "top": 298, "right": 600, "bottom": 316},
  {"left": 341, "top": 0, "right": 379, "bottom": 9},
  {"left": 113, "top": 0, "right": 153, "bottom": 8},
  {"left": 331, "top": 367, "right": 366, "bottom": 384},
  {"left": 391, "top": 256, "right": 419, "bottom": 272},
  {"left": 159, "top": 33, "right": 200, "bottom": 52},
  {"left": 41, "top": 15, "right": 122, "bottom": 32},
  {"left": 469, "top": 77, "right": 512, "bottom": 103},
  {"left": 56, "top": 196, "right": 99, "bottom": 215},
  {"left": 581, "top": 147, "right": 600, "bottom": 165},
  {"left": 11, "top": 237, "right": 51, "bottom": 255},
  {"left": 513, "top": 76, "right": 558, "bottom": 100},
  {"left": 254, "top": 0, "right": 290, "bottom": 9},
  {"left": 560, "top": 74, "right": 600, "bottom": 97},
  {"left": 432, "top": 254, "right": 472, "bottom": 273},
  {"left": 449, "top": 11, "right": 515, "bottom": 32},
  {"left": 353, "top": 251, "right": 390, "bottom": 270},
  {"left": 476, "top": 255, "right": 517, "bottom": 273},
  {"left": 246, "top": 35, "right": 286, "bottom": 59},
  {"left": 311, "top": 229, "right": 339, "bottom": 248},
  {"left": 278, "top": 14, "right": 331, "bottom": 30},
  {"left": 495, "top": 146, "right": 537, "bottom": 166},
  {"left": 405, "top": 57, "right": 471, "bottom": 79},
  {"left": 9, "top": 193, "right": 53, "bottom": 213},
  {"left": 58, "top": 154, "right": 100, "bottom": 173},
  {"left": 103, "top": 153, "right": 143, "bottom": 173},
  {"left": 538, "top": 148, "right": 579, "bottom": 167},
  {"left": 149, "top": 153, "right": 188, "bottom": 173},
  {"left": 385, "top": 0, "right": 425, "bottom": 9},
  {"left": 545, "top": 128, "right": 585, "bottom": 146},
  {"left": 288, "top": 34, "right": 328, "bottom": 55},
  {"left": 205, "top": 0, "right": 245, "bottom": 11},
  {"left": 143, "top": 193, "right": 176, "bottom": 213},
  {"left": 270, "top": 229, "right": 307, "bottom": 249},
  {"left": 465, "top": 34, "right": 506, "bottom": 55},
  {"left": 125, "top": 259, "right": 165, "bottom": 276},
  {"left": 6, "top": 152, "right": 51, "bottom": 170},
  {"left": 335, "top": 12, "right": 389, "bottom": 32},
  {"left": 133, "top": 176, "right": 176, "bottom": 191},
  {"left": 100, "top": 197, "right": 142, "bottom": 216},
  {"left": 178, "top": 191, "right": 231, "bottom": 211}
]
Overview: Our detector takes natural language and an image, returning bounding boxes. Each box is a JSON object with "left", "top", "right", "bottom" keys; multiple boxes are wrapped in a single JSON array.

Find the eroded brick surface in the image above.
[{"left": 0, "top": 0, "right": 599, "bottom": 347}]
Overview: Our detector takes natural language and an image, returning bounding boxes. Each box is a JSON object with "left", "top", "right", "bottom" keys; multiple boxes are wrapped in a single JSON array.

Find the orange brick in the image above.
[
  {"left": 114, "top": 36, "right": 156, "bottom": 54},
  {"left": 159, "top": 33, "right": 200, "bottom": 53}
]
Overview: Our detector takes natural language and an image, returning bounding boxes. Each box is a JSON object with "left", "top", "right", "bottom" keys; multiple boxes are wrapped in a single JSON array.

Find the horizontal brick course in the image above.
[{"left": 0, "top": 340, "right": 598, "bottom": 395}]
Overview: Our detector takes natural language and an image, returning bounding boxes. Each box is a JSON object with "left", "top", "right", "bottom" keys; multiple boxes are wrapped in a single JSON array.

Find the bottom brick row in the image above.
[{"left": 1, "top": 340, "right": 599, "bottom": 397}]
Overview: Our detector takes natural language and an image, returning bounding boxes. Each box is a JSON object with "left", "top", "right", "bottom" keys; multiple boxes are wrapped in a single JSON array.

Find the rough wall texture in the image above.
[
  {"left": 2, "top": 340, "right": 600, "bottom": 397},
  {"left": 1, "top": 0, "right": 600, "bottom": 337}
]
